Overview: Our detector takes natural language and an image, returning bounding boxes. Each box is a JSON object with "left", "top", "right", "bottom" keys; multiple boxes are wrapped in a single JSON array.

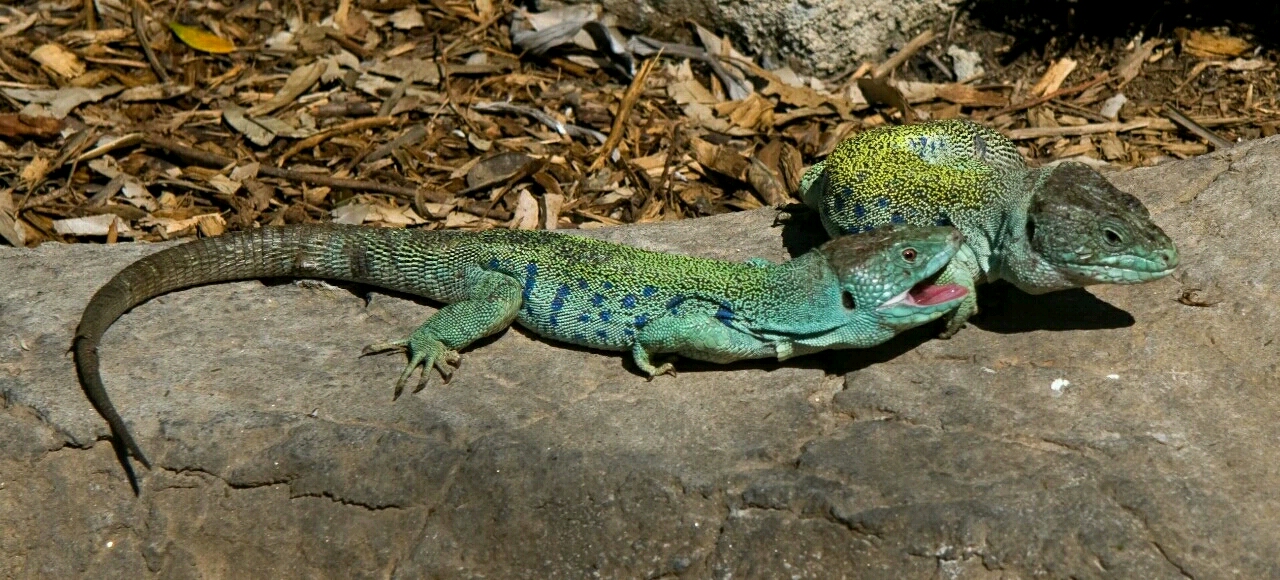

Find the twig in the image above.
[
  {"left": 131, "top": 0, "right": 170, "bottom": 84},
  {"left": 141, "top": 135, "right": 516, "bottom": 221},
  {"left": 1004, "top": 120, "right": 1149, "bottom": 140},
  {"left": 473, "top": 101, "right": 607, "bottom": 143},
  {"left": 873, "top": 29, "right": 936, "bottom": 78},
  {"left": 589, "top": 56, "right": 657, "bottom": 172},
  {"left": 322, "top": 28, "right": 371, "bottom": 59},
  {"left": 142, "top": 135, "right": 419, "bottom": 196},
  {"left": 979, "top": 72, "right": 1111, "bottom": 120},
  {"left": 1163, "top": 103, "right": 1234, "bottom": 149},
  {"left": 277, "top": 116, "right": 398, "bottom": 166}
]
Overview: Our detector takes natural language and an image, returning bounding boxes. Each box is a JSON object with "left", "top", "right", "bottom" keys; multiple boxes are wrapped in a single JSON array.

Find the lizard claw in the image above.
[
  {"left": 414, "top": 350, "right": 461, "bottom": 393},
  {"left": 645, "top": 362, "right": 676, "bottom": 380}
]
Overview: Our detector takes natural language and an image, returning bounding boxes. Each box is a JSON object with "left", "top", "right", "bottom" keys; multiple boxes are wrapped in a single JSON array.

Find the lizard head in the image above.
[
  {"left": 820, "top": 225, "right": 969, "bottom": 332},
  {"left": 1010, "top": 162, "right": 1179, "bottom": 293}
]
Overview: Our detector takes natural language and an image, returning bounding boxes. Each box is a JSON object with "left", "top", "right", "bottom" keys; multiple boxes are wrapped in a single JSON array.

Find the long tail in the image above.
[{"left": 73, "top": 224, "right": 449, "bottom": 468}]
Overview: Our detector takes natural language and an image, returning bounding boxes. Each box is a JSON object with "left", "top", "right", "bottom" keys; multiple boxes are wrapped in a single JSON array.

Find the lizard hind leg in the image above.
[
  {"left": 363, "top": 270, "right": 523, "bottom": 399},
  {"left": 631, "top": 342, "right": 676, "bottom": 379}
]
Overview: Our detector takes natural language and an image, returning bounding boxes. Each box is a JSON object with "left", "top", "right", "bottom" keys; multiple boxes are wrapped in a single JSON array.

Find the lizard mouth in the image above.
[{"left": 880, "top": 272, "right": 968, "bottom": 309}]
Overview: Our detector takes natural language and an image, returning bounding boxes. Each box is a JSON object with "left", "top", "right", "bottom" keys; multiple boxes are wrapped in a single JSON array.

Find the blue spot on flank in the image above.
[
  {"left": 548, "top": 315, "right": 559, "bottom": 327},
  {"left": 487, "top": 258, "right": 500, "bottom": 270},
  {"left": 621, "top": 295, "right": 637, "bottom": 309},
  {"left": 578, "top": 313, "right": 592, "bottom": 323},
  {"left": 596, "top": 329, "right": 608, "bottom": 339},
  {"left": 833, "top": 191, "right": 846, "bottom": 212},
  {"left": 844, "top": 224, "right": 870, "bottom": 235},
  {"left": 935, "top": 214, "right": 952, "bottom": 227},
  {"left": 550, "top": 284, "right": 571, "bottom": 312},
  {"left": 623, "top": 328, "right": 634, "bottom": 337},
  {"left": 877, "top": 197, "right": 890, "bottom": 208},
  {"left": 642, "top": 285, "right": 657, "bottom": 297},
  {"left": 591, "top": 293, "right": 605, "bottom": 307},
  {"left": 665, "top": 295, "right": 685, "bottom": 311},
  {"left": 599, "top": 311, "right": 612, "bottom": 322},
  {"left": 577, "top": 279, "right": 589, "bottom": 289},
  {"left": 602, "top": 281, "right": 614, "bottom": 290},
  {"left": 715, "top": 303, "right": 734, "bottom": 326},
  {"left": 574, "top": 332, "right": 585, "bottom": 342},
  {"left": 891, "top": 212, "right": 906, "bottom": 224},
  {"left": 522, "top": 263, "right": 538, "bottom": 311},
  {"left": 909, "top": 135, "right": 929, "bottom": 154},
  {"left": 634, "top": 314, "right": 649, "bottom": 328},
  {"left": 853, "top": 203, "right": 866, "bottom": 218}
]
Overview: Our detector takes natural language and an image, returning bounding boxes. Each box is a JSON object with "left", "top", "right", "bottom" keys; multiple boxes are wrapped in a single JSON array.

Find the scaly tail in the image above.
[{"left": 73, "top": 224, "right": 452, "bottom": 468}]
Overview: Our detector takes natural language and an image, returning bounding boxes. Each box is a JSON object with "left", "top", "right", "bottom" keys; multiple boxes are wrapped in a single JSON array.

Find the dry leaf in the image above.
[
  {"left": 389, "top": 7, "right": 424, "bottom": 29},
  {"left": 138, "top": 213, "right": 225, "bottom": 235},
  {"left": 169, "top": 22, "right": 237, "bottom": 53},
  {"left": 761, "top": 79, "right": 854, "bottom": 117},
  {"left": 118, "top": 84, "right": 194, "bottom": 102},
  {"left": 1113, "top": 39, "right": 1161, "bottom": 85},
  {"left": 19, "top": 156, "right": 52, "bottom": 190},
  {"left": 1227, "top": 58, "right": 1270, "bottom": 72},
  {"left": 690, "top": 137, "right": 750, "bottom": 181},
  {"left": 207, "top": 174, "right": 242, "bottom": 195},
  {"left": 53, "top": 214, "right": 135, "bottom": 237},
  {"left": 510, "top": 189, "right": 539, "bottom": 230},
  {"left": 0, "top": 188, "right": 26, "bottom": 247},
  {"left": 1, "top": 86, "right": 124, "bottom": 119},
  {"left": 248, "top": 62, "right": 324, "bottom": 116}
]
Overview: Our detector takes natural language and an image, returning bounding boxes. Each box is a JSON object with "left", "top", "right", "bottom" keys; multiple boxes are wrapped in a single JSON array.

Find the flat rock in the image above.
[{"left": 2, "top": 137, "right": 1278, "bottom": 577}]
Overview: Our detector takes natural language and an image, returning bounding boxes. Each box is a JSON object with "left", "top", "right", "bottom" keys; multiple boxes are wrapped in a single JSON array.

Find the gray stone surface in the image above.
[
  {"left": 3, "top": 137, "right": 1280, "bottom": 577},
  {"left": 551, "top": 0, "right": 960, "bottom": 75}
]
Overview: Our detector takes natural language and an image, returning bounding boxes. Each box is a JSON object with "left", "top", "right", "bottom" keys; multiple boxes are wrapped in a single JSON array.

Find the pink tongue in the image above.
[{"left": 908, "top": 283, "right": 967, "bottom": 306}]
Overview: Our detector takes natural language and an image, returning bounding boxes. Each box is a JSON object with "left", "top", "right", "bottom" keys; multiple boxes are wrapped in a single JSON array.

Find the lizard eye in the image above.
[
  {"left": 842, "top": 290, "right": 856, "bottom": 310},
  {"left": 1103, "top": 228, "right": 1123, "bottom": 245},
  {"left": 901, "top": 248, "right": 917, "bottom": 262}
]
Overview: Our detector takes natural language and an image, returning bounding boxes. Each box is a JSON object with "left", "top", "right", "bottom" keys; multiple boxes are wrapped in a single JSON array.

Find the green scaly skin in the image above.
[
  {"left": 74, "top": 223, "right": 968, "bottom": 468},
  {"left": 798, "top": 118, "right": 1179, "bottom": 337}
]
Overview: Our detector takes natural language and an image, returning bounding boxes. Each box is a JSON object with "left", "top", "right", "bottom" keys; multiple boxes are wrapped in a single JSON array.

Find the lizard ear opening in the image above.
[
  {"left": 842, "top": 290, "right": 856, "bottom": 310},
  {"left": 1025, "top": 217, "right": 1037, "bottom": 243}
]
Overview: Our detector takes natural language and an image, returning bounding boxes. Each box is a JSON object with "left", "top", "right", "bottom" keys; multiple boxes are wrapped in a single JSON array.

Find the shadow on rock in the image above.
[
  {"left": 775, "top": 205, "right": 828, "bottom": 258},
  {"left": 970, "top": 282, "right": 1135, "bottom": 333},
  {"left": 667, "top": 323, "right": 942, "bottom": 378}
]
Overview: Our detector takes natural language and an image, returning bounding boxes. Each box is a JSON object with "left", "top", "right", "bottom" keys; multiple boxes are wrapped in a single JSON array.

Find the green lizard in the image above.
[
  {"left": 798, "top": 118, "right": 1179, "bottom": 336},
  {"left": 75, "top": 223, "right": 968, "bottom": 468}
]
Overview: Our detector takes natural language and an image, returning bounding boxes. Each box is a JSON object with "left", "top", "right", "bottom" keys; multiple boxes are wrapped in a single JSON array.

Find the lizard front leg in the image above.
[
  {"left": 936, "top": 245, "right": 982, "bottom": 338},
  {"left": 630, "top": 305, "right": 775, "bottom": 376},
  {"left": 364, "top": 270, "right": 523, "bottom": 398}
]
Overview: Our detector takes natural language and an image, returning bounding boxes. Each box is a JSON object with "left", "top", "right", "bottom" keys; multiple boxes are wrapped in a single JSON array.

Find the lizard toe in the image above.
[{"left": 362, "top": 339, "right": 408, "bottom": 356}]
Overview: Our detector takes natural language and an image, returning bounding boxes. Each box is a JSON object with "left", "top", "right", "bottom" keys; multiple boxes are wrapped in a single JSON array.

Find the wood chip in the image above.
[
  {"left": 1005, "top": 120, "right": 1149, "bottom": 140},
  {"left": 1031, "top": 58, "right": 1078, "bottom": 97},
  {"left": 30, "top": 43, "right": 85, "bottom": 79}
]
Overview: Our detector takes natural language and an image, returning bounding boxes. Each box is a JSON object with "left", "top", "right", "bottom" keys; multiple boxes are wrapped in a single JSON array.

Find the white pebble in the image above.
[{"left": 1100, "top": 93, "right": 1128, "bottom": 120}]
